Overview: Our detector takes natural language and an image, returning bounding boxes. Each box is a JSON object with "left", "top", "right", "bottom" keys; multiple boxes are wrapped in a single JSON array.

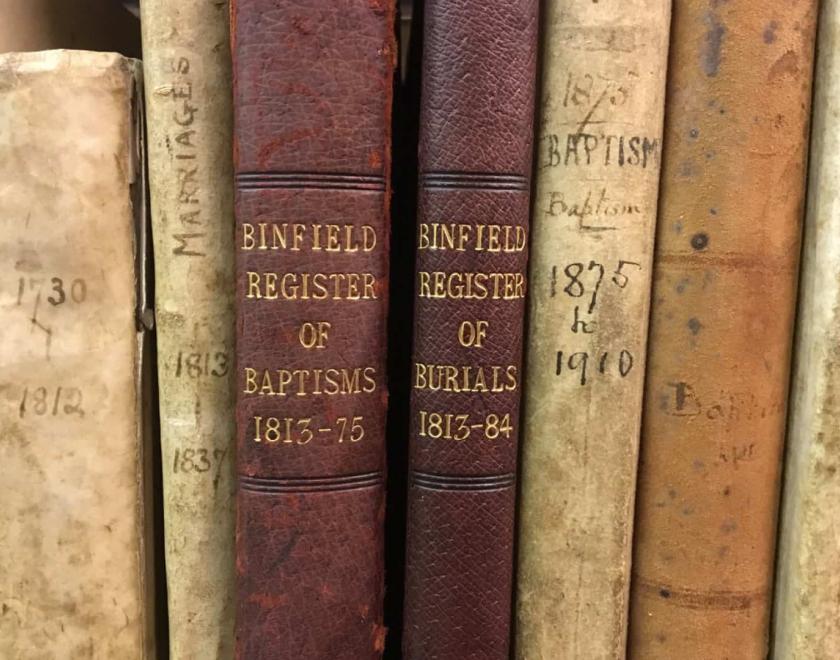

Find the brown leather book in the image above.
[
  {"left": 401, "top": 1, "right": 539, "bottom": 658},
  {"left": 231, "top": 1, "right": 395, "bottom": 658},
  {"left": 628, "top": 2, "right": 818, "bottom": 658}
]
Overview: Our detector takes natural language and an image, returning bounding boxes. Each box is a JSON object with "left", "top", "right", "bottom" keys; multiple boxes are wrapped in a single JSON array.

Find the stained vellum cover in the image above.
[
  {"left": 0, "top": 50, "right": 154, "bottom": 659},
  {"left": 516, "top": 2, "right": 670, "bottom": 657},
  {"left": 773, "top": 2, "right": 840, "bottom": 657}
]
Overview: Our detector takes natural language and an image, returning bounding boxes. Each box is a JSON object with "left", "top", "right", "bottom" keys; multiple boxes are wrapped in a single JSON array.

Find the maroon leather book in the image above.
[
  {"left": 401, "top": 1, "right": 539, "bottom": 657},
  {"left": 231, "top": 2, "right": 395, "bottom": 658}
]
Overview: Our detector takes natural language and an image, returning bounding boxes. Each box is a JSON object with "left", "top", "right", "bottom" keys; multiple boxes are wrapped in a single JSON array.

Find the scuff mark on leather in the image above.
[{"left": 702, "top": 11, "right": 725, "bottom": 76}]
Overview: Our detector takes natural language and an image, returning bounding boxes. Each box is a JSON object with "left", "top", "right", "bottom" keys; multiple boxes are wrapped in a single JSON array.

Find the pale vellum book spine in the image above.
[
  {"left": 141, "top": 2, "right": 236, "bottom": 658},
  {"left": 773, "top": 2, "right": 840, "bottom": 657},
  {"left": 516, "top": 2, "right": 671, "bottom": 657},
  {"left": 0, "top": 50, "right": 154, "bottom": 658}
]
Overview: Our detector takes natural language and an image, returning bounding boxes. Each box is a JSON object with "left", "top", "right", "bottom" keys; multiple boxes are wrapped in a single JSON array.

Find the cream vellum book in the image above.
[
  {"left": 0, "top": 50, "right": 155, "bottom": 659},
  {"left": 773, "top": 1, "right": 840, "bottom": 657},
  {"left": 141, "top": 0, "right": 236, "bottom": 656},
  {"left": 516, "top": 1, "right": 671, "bottom": 657}
]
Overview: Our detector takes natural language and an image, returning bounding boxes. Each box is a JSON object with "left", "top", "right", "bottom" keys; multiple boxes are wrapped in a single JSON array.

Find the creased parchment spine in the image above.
[
  {"left": 141, "top": 2, "right": 236, "bottom": 657},
  {"left": 773, "top": 2, "right": 840, "bottom": 658},
  {"left": 515, "top": 2, "right": 671, "bottom": 658}
]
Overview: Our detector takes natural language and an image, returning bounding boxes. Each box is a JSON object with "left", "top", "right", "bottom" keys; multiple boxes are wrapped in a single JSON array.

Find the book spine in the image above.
[
  {"left": 401, "top": 1, "right": 538, "bottom": 657},
  {"left": 141, "top": 1, "right": 236, "bottom": 658},
  {"left": 0, "top": 51, "right": 154, "bottom": 659},
  {"left": 231, "top": 1, "right": 395, "bottom": 658},
  {"left": 628, "top": 2, "right": 818, "bottom": 658},
  {"left": 515, "top": 1, "right": 670, "bottom": 657},
  {"left": 773, "top": 2, "right": 840, "bottom": 657}
]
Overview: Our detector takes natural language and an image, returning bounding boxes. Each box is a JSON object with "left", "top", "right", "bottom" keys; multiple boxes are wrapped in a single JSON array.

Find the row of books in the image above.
[{"left": 0, "top": 0, "right": 836, "bottom": 658}]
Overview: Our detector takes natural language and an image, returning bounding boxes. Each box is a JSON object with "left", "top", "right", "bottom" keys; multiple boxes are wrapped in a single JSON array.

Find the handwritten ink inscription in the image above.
[
  {"left": 159, "top": 56, "right": 207, "bottom": 258},
  {"left": 17, "top": 276, "right": 87, "bottom": 307},
  {"left": 555, "top": 349, "right": 634, "bottom": 386},
  {"left": 547, "top": 255, "right": 643, "bottom": 384},
  {"left": 19, "top": 386, "right": 85, "bottom": 418},
  {"left": 541, "top": 66, "right": 657, "bottom": 237},
  {"left": 172, "top": 446, "right": 228, "bottom": 478},
  {"left": 14, "top": 276, "right": 90, "bottom": 360},
  {"left": 548, "top": 258, "right": 641, "bottom": 334},
  {"left": 174, "top": 350, "right": 229, "bottom": 378},
  {"left": 659, "top": 383, "right": 771, "bottom": 469},
  {"left": 662, "top": 381, "right": 785, "bottom": 422},
  {"left": 546, "top": 132, "right": 660, "bottom": 169},
  {"left": 561, "top": 70, "right": 629, "bottom": 113},
  {"left": 545, "top": 188, "right": 643, "bottom": 232}
]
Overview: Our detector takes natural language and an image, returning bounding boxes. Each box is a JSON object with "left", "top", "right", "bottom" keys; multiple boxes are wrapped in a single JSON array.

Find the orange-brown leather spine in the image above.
[
  {"left": 232, "top": 1, "right": 395, "bottom": 658},
  {"left": 628, "top": 2, "right": 817, "bottom": 658},
  {"left": 401, "top": 1, "right": 539, "bottom": 658}
]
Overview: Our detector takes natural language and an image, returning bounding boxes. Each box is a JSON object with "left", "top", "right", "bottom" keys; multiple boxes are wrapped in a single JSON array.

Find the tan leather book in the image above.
[
  {"left": 141, "top": 2, "right": 236, "bottom": 658},
  {"left": 773, "top": 2, "right": 840, "bottom": 657},
  {"left": 0, "top": 50, "right": 154, "bottom": 658},
  {"left": 627, "top": 2, "right": 817, "bottom": 658},
  {"left": 0, "top": 0, "right": 140, "bottom": 56},
  {"left": 515, "top": 1, "right": 670, "bottom": 658}
]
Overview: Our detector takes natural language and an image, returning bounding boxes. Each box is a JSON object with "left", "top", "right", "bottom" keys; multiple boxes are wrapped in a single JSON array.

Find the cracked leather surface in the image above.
[
  {"left": 232, "top": 1, "right": 395, "bottom": 658},
  {"left": 402, "top": 1, "right": 539, "bottom": 658}
]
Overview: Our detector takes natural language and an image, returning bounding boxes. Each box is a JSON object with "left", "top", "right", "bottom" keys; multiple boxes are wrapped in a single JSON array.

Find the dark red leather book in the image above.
[
  {"left": 401, "top": 1, "right": 539, "bottom": 658},
  {"left": 231, "top": 2, "right": 395, "bottom": 658}
]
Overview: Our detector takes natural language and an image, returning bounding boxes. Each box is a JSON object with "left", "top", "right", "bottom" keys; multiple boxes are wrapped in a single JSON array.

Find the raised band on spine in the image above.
[
  {"left": 239, "top": 471, "right": 384, "bottom": 494},
  {"left": 411, "top": 471, "right": 517, "bottom": 491},
  {"left": 236, "top": 171, "right": 386, "bottom": 191}
]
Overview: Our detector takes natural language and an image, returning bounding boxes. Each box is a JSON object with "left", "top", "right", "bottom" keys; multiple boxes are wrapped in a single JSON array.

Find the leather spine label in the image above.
[
  {"left": 402, "top": 1, "right": 538, "bottom": 658},
  {"left": 628, "top": 2, "right": 818, "bottom": 658},
  {"left": 141, "top": 1, "right": 237, "bottom": 657},
  {"left": 515, "top": 2, "right": 671, "bottom": 658},
  {"left": 232, "top": 1, "right": 395, "bottom": 658}
]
